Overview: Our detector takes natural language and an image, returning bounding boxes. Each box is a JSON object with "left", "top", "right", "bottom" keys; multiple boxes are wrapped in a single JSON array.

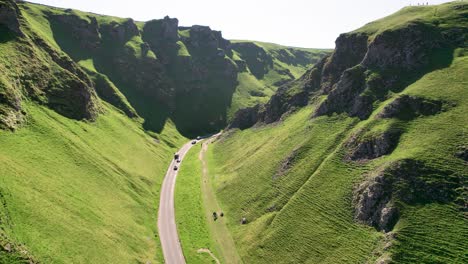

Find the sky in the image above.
[{"left": 27, "top": 0, "right": 454, "bottom": 48}]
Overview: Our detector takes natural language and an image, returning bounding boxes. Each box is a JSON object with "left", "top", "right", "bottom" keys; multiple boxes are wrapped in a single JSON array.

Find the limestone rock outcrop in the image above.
[{"left": 354, "top": 159, "right": 459, "bottom": 232}]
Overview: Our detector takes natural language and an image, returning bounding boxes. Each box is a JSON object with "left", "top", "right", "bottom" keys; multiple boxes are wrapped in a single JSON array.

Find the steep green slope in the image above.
[
  {"left": 0, "top": 103, "right": 184, "bottom": 263},
  {"left": 0, "top": 0, "right": 187, "bottom": 262},
  {"left": 210, "top": 2, "right": 467, "bottom": 263}
]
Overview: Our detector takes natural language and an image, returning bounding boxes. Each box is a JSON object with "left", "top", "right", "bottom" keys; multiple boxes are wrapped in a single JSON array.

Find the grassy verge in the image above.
[
  {"left": 175, "top": 145, "right": 219, "bottom": 264},
  {"left": 175, "top": 139, "right": 242, "bottom": 264},
  {"left": 203, "top": 140, "right": 242, "bottom": 264}
]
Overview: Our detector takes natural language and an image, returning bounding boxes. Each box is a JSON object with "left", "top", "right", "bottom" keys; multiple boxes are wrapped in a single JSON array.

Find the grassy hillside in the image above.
[
  {"left": 0, "top": 0, "right": 328, "bottom": 261},
  {"left": 209, "top": 51, "right": 467, "bottom": 264},
  {"left": 208, "top": 2, "right": 468, "bottom": 263},
  {"left": 0, "top": 0, "right": 188, "bottom": 262},
  {"left": 0, "top": 103, "right": 185, "bottom": 263},
  {"left": 229, "top": 41, "right": 331, "bottom": 118}
]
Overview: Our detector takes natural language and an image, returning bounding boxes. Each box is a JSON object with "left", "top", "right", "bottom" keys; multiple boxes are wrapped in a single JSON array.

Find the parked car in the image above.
[
  {"left": 177, "top": 159, "right": 181, "bottom": 163},
  {"left": 174, "top": 153, "right": 179, "bottom": 160},
  {"left": 173, "top": 166, "right": 178, "bottom": 171},
  {"left": 191, "top": 141, "right": 197, "bottom": 145},
  {"left": 196, "top": 136, "right": 201, "bottom": 140}
]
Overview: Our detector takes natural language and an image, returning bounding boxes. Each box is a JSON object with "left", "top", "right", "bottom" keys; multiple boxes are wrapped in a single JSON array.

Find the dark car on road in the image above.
[
  {"left": 191, "top": 141, "right": 197, "bottom": 145},
  {"left": 173, "top": 166, "right": 178, "bottom": 171}
]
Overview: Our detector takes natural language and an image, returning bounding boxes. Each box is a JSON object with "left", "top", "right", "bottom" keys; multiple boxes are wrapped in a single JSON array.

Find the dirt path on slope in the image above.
[{"left": 197, "top": 248, "right": 221, "bottom": 264}]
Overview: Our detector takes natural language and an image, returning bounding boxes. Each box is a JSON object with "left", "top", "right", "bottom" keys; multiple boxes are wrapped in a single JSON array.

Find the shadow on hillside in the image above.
[
  {"left": 49, "top": 19, "right": 90, "bottom": 61},
  {"left": 48, "top": 19, "right": 237, "bottom": 138},
  {"left": 367, "top": 47, "right": 456, "bottom": 102},
  {"left": 0, "top": 26, "right": 15, "bottom": 43}
]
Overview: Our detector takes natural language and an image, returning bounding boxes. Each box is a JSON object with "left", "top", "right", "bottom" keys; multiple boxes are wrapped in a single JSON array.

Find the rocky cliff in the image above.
[
  {"left": 0, "top": 0, "right": 100, "bottom": 130},
  {"left": 0, "top": 1, "right": 328, "bottom": 135},
  {"left": 229, "top": 3, "right": 467, "bottom": 130}
]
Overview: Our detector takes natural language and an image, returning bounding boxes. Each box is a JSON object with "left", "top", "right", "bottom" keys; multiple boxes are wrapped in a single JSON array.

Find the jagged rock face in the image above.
[
  {"left": 320, "top": 33, "right": 368, "bottom": 93},
  {"left": 234, "top": 59, "right": 247, "bottom": 72},
  {"left": 263, "top": 87, "right": 308, "bottom": 124},
  {"left": 314, "top": 65, "right": 368, "bottom": 118},
  {"left": 101, "top": 19, "right": 139, "bottom": 44},
  {"left": 362, "top": 22, "right": 444, "bottom": 70},
  {"left": 228, "top": 73, "right": 311, "bottom": 129},
  {"left": 377, "top": 95, "right": 443, "bottom": 120},
  {"left": 51, "top": 14, "right": 101, "bottom": 51},
  {"left": 354, "top": 159, "right": 460, "bottom": 232},
  {"left": 0, "top": 0, "right": 101, "bottom": 127},
  {"left": 354, "top": 171, "right": 398, "bottom": 232},
  {"left": 228, "top": 104, "right": 262, "bottom": 130},
  {"left": 188, "top": 25, "right": 218, "bottom": 50},
  {"left": 346, "top": 130, "right": 401, "bottom": 161},
  {"left": 30, "top": 35, "right": 100, "bottom": 120},
  {"left": 47, "top": 70, "right": 98, "bottom": 120},
  {"left": 0, "top": 0, "right": 23, "bottom": 35},
  {"left": 111, "top": 51, "right": 174, "bottom": 107},
  {"left": 188, "top": 25, "right": 224, "bottom": 52},
  {"left": 158, "top": 16, "right": 179, "bottom": 42},
  {"left": 313, "top": 22, "right": 459, "bottom": 120},
  {"left": 303, "top": 57, "right": 327, "bottom": 91},
  {"left": 0, "top": 77, "right": 24, "bottom": 130},
  {"left": 142, "top": 16, "right": 179, "bottom": 51},
  {"left": 231, "top": 42, "right": 273, "bottom": 79},
  {"left": 96, "top": 18, "right": 175, "bottom": 115}
]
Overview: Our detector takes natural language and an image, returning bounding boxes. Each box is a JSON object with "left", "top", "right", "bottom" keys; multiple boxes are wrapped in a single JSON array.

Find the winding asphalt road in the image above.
[
  {"left": 158, "top": 139, "right": 196, "bottom": 264},
  {"left": 158, "top": 134, "right": 221, "bottom": 263}
]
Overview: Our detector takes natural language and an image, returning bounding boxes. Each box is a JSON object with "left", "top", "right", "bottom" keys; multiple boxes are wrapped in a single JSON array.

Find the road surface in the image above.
[
  {"left": 158, "top": 134, "right": 221, "bottom": 263},
  {"left": 158, "top": 139, "right": 196, "bottom": 264}
]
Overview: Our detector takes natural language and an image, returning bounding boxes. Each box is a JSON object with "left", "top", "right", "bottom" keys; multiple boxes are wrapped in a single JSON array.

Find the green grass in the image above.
[
  {"left": 0, "top": 102, "right": 186, "bottom": 263},
  {"left": 209, "top": 104, "right": 383, "bottom": 263},
  {"left": 354, "top": 1, "right": 468, "bottom": 39},
  {"left": 78, "top": 58, "right": 97, "bottom": 72},
  {"left": 176, "top": 41, "right": 191, "bottom": 57},
  {"left": 175, "top": 146, "right": 220, "bottom": 264},
  {"left": 228, "top": 41, "right": 331, "bottom": 118},
  {"left": 228, "top": 73, "right": 272, "bottom": 118},
  {"left": 19, "top": 3, "right": 61, "bottom": 49},
  {"left": 207, "top": 46, "right": 468, "bottom": 263},
  {"left": 179, "top": 29, "right": 190, "bottom": 38}
]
